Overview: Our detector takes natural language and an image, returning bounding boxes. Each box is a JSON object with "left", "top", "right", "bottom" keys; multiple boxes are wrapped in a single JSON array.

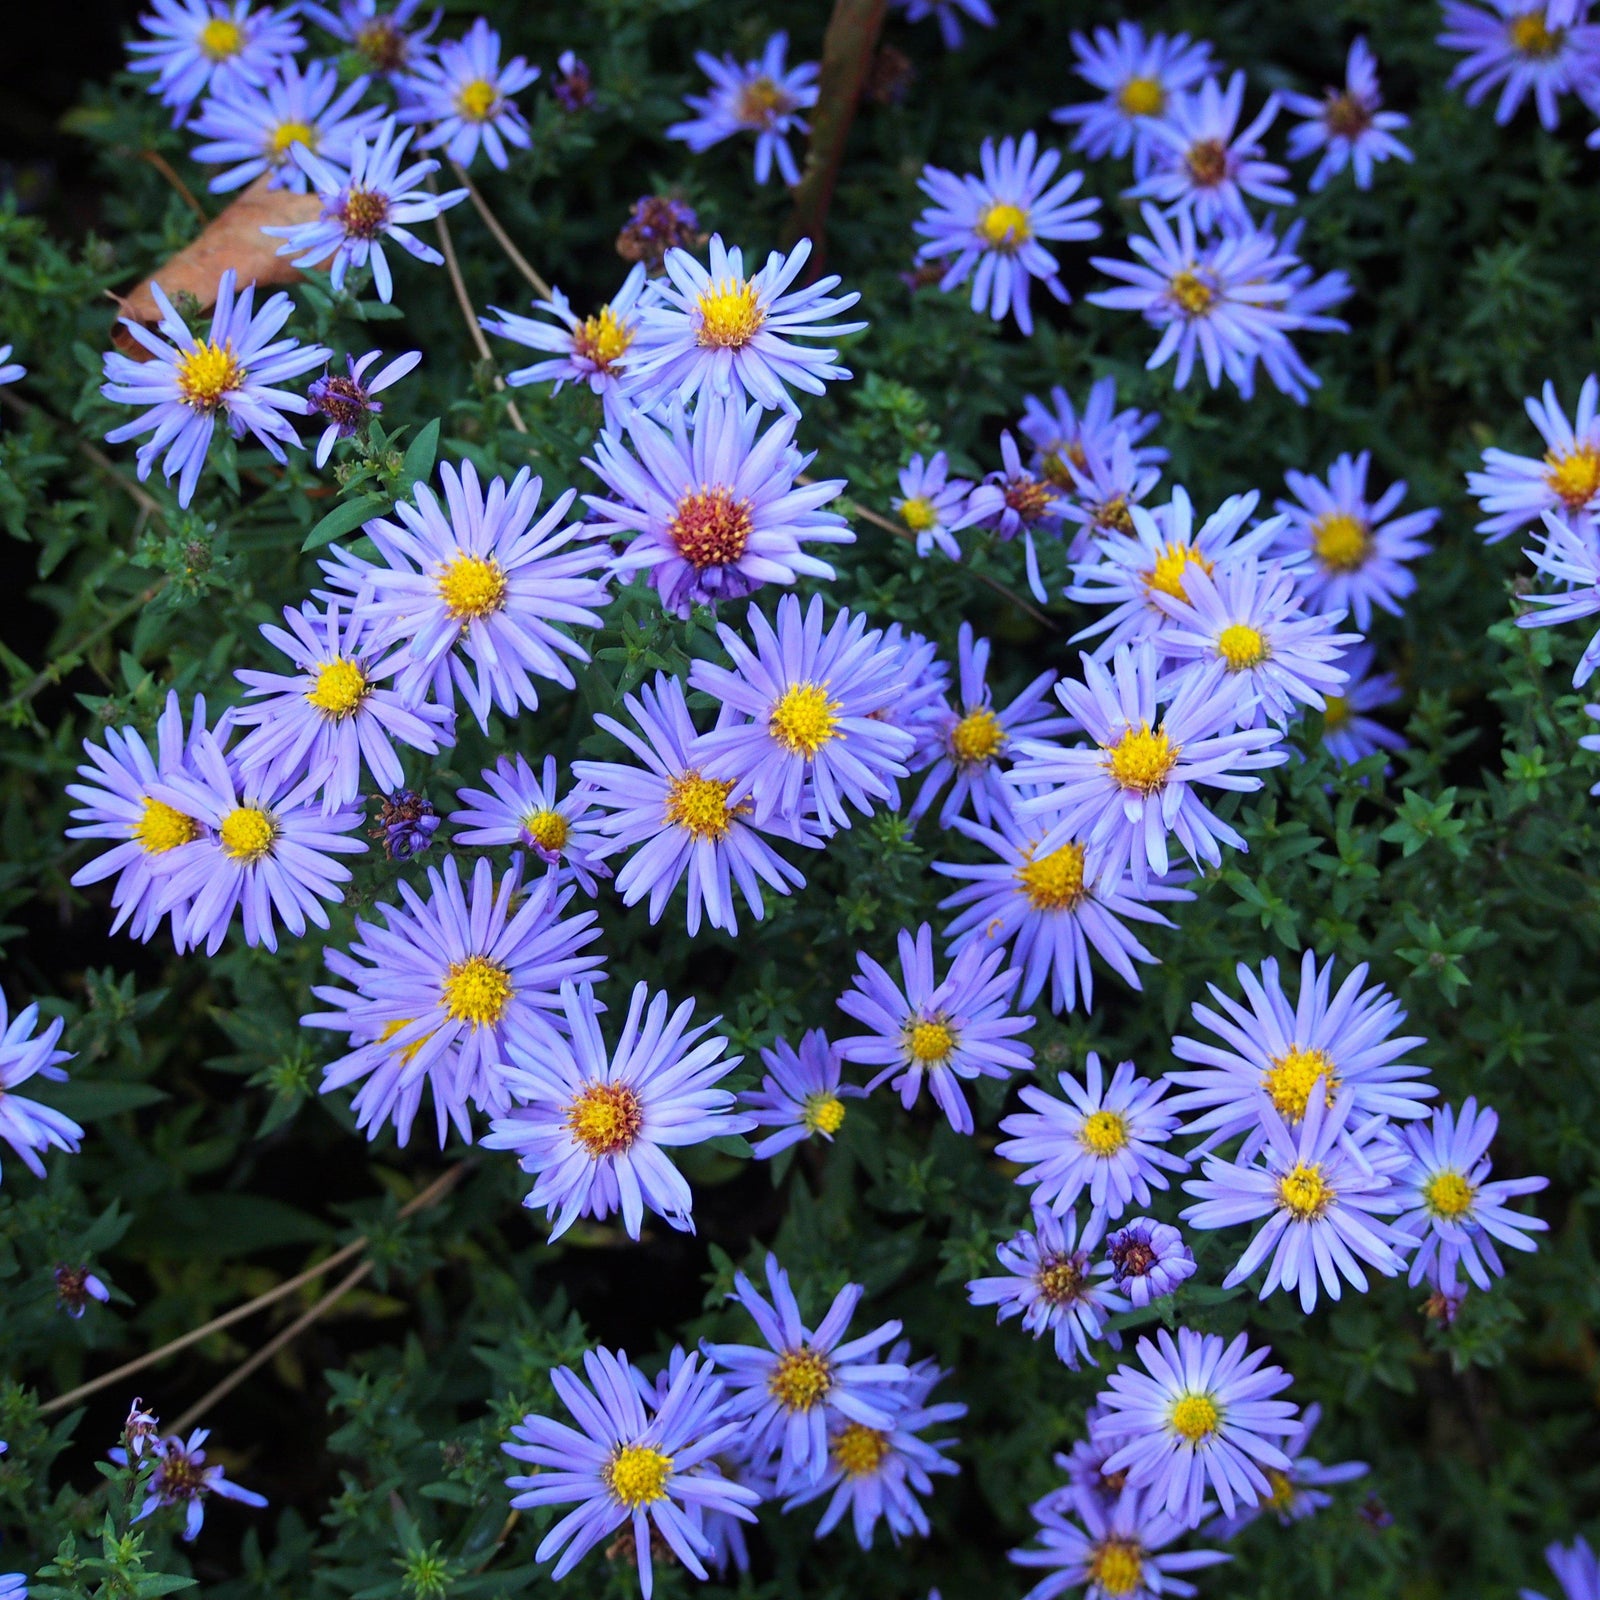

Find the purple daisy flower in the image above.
[
  {"left": 666, "top": 31, "right": 818, "bottom": 187},
  {"left": 448, "top": 754, "right": 611, "bottom": 894},
  {"left": 896, "top": 0, "right": 996, "bottom": 50},
  {"left": 1100, "top": 1218, "right": 1196, "bottom": 1308},
  {"left": 1523, "top": 1537, "right": 1600, "bottom": 1600},
  {"left": 1056, "top": 432, "right": 1166, "bottom": 553},
  {"left": 1019, "top": 376, "right": 1166, "bottom": 496},
  {"left": 740, "top": 1028, "right": 864, "bottom": 1158},
  {"left": 689, "top": 593, "right": 914, "bottom": 834},
  {"left": 997, "top": 1053, "right": 1188, "bottom": 1224},
  {"left": 54, "top": 1263, "right": 113, "bottom": 1318},
  {"left": 305, "top": 349, "right": 420, "bottom": 466},
  {"left": 913, "top": 132, "right": 1102, "bottom": 336},
  {"left": 1206, "top": 1403, "right": 1368, "bottom": 1536},
  {"left": 908, "top": 621, "right": 1073, "bottom": 828},
  {"left": 1516, "top": 511, "right": 1600, "bottom": 684},
  {"left": 1165, "top": 949, "right": 1434, "bottom": 1155},
  {"left": 483, "top": 980, "right": 748, "bottom": 1239},
  {"left": 128, "top": 0, "right": 303, "bottom": 124},
  {"left": 396, "top": 17, "right": 538, "bottom": 171},
  {"left": 1467, "top": 374, "right": 1600, "bottom": 542},
  {"left": 1282, "top": 37, "right": 1414, "bottom": 192},
  {"left": 968, "top": 1205, "right": 1128, "bottom": 1368},
  {"left": 301, "top": 0, "right": 438, "bottom": 77},
  {"left": 1052, "top": 23, "right": 1218, "bottom": 176},
  {"left": 572, "top": 674, "right": 810, "bottom": 936},
  {"left": 835, "top": 921, "right": 1035, "bottom": 1136},
  {"left": 1274, "top": 451, "right": 1438, "bottom": 628},
  {"left": 584, "top": 393, "right": 851, "bottom": 617},
  {"left": 702, "top": 1253, "right": 909, "bottom": 1493},
  {"left": 1006, "top": 641, "right": 1288, "bottom": 892},
  {"left": 893, "top": 450, "right": 972, "bottom": 560},
  {"left": 503, "top": 1346, "right": 758, "bottom": 1600},
  {"left": 1318, "top": 643, "right": 1406, "bottom": 766},
  {"left": 0, "top": 997, "right": 83, "bottom": 1186},
  {"left": 117, "top": 1428, "right": 267, "bottom": 1541},
  {"left": 1390, "top": 1096, "right": 1549, "bottom": 1293},
  {"left": 325, "top": 459, "right": 610, "bottom": 730},
  {"left": 956, "top": 430, "right": 1073, "bottom": 601},
  {"left": 1092, "top": 1328, "right": 1301, "bottom": 1529},
  {"left": 1439, "top": 0, "right": 1600, "bottom": 130},
  {"left": 231, "top": 600, "right": 453, "bottom": 811},
  {"left": 623, "top": 236, "right": 865, "bottom": 416},
  {"left": 101, "top": 268, "right": 330, "bottom": 508}
]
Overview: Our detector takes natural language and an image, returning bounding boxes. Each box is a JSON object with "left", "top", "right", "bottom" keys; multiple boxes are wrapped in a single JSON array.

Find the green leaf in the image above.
[
  {"left": 26, "top": 1080, "right": 169, "bottom": 1120},
  {"left": 301, "top": 493, "right": 389, "bottom": 552},
  {"left": 401, "top": 417, "right": 441, "bottom": 490}
]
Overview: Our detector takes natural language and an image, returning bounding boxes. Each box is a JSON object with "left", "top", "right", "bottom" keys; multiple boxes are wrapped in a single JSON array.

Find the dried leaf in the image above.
[{"left": 110, "top": 176, "right": 323, "bottom": 359}]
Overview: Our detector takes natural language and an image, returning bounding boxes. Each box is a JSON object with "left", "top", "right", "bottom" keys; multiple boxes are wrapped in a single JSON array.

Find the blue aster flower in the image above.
[
  {"left": 1165, "top": 949, "right": 1434, "bottom": 1156},
  {"left": 1056, "top": 432, "right": 1167, "bottom": 552},
  {"left": 913, "top": 132, "right": 1102, "bottom": 336},
  {"left": 396, "top": 17, "right": 537, "bottom": 170},
  {"left": 484, "top": 980, "right": 747, "bottom": 1239},
  {"left": 231, "top": 601, "right": 452, "bottom": 811},
  {"left": 323, "top": 459, "right": 609, "bottom": 730},
  {"left": 301, "top": 0, "right": 438, "bottom": 78},
  {"left": 0, "top": 1576, "right": 20, "bottom": 1598},
  {"left": 572, "top": 674, "right": 811, "bottom": 936},
  {"left": 1318, "top": 643, "right": 1406, "bottom": 767},
  {"left": 740, "top": 1028, "right": 864, "bottom": 1158},
  {"left": 969, "top": 1205, "right": 1128, "bottom": 1368},
  {"left": 893, "top": 451, "right": 973, "bottom": 560},
  {"left": 955, "top": 431, "right": 1073, "bottom": 602},
  {"left": 1283, "top": 37, "right": 1414, "bottom": 192},
  {"left": 1390, "top": 1096, "right": 1549, "bottom": 1294},
  {"left": 836, "top": 921, "right": 1035, "bottom": 1135},
  {"left": 305, "top": 349, "right": 420, "bottom": 466},
  {"left": 876, "top": 624, "right": 953, "bottom": 784},
  {"left": 583, "top": 392, "right": 851, "bottom": 617},
  {"left": 115, "top": 1428, "right": 267, "bottom": 1541},
  {"left": 503, "top": 1346, "right": 758, "bottom": 1600},
  {"left": 101, "top": 269, "right": 331, "bottom": 508},
  {"left": 128, "top": 0, "right": 303, "bottom": 123},
  {"left": 264, "top": 116, "right": 466, "bottom": 302},
  {"left": 1439, "top": 0, "right": 1600, "bottom": 130},
  {"left": 622, "top": 235, "right": 866, "bottom": 416},
  {"left": 1523, "top": 1537, "right": 1600, "bottom": 1600},
  {"left": 1101, "top": 1218, "right": 1197, "bottom": 1308},
  {"left": 997, "top": 1054, "right": 1188, "bottom": 1224},
  {"left": 1019, "top": 376, "right": 1166, "bottom": 497},
  {"left": 1516, "top": 512, "right": 1600, "bottom": 684},
  {"left": 666, "top": 31, "right": 818, "bottom": 187},
  {"left": 0, "top": 345, "right": 26, "bottom": 387},
  {"left": 0, "top": 996, "right": 82, "bottom": 1187},
  {"left": 1205, "top": 1403, "right": 1368, "bottom": 1537},
  {"left": 448, "top": 754, "right": 611, "bottom": 894},
  {"left": 1011, "top": 1484, "right": 1230, "bottom": 1600},
  {"left": 895, "top": 0, "right": 995, "bottom": 50},
  {"left": 702, "top": 1253, "right": 909, "bottom": 1493},
  {"left": 304, "top": 854, "right": 604, "bottom": 1143},
  {"left": 1092, "top": 1328, "right": 1302, "bottom": 1529},
  {"left": 1274, "top": 450, "right": 1437, "bottom": 629},
  {"left": 689, "top": 593, "right": 914, "bottom": 834},
  {"left": 1468, "top": 376, "right": 1600, "bottom": 543},
  {"left": 1006, "top": 641, "right": 1288, "bottom": 892}
]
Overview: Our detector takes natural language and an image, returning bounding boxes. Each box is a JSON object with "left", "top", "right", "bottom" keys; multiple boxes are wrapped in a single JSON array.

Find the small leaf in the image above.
[
  {"left": 301, "top": 493, "right": 389, "bottom": 552},
  {"left": 402, "top": 418, "right": 441, "bottom": 490}
]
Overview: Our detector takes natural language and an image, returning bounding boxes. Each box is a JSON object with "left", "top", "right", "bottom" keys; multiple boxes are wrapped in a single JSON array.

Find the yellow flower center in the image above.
[
  {"left": 665, "top": 773, "right": 741, "bottom": 840},
  {"left": 803, "top": 1092, "right": 846, "bottom": 1135},
  {"left": 769, "top": 681, "right": 842, "bottom": 758},
  {"left": 1217, "top": 622, "right": 1269, "bottom": 671},
  {"left": 1262, "top": 1467, "right": 1296, "bottom": 1511},
  {"left": 522, "top": 808, "right": 569, "bottom": 852},
  {"left": 305, "top": 657, "right": 370, "bottom": 718},
  {"left": 1035, "top": 1254, "right": 1083, "bottom": 1305},
  {"left": 1277, "top": 1160, "right": 1335, "bottom": 1220},
  {"left": 218, "top": 805, "right": 276, "bottom": 862},
  {"left": 441, "top": 954, "right": 513, "bottom": 1027},
  {"left": 568, "top": 1082, "right": 644, "bottom": 1157},
  {"left": 1424, "top": 1169, "right": 1476, "bottom": 1220},
  {"left": 1104, "top": 723, "right": 1179, "bottom": 795},
  {"left": 1118, "top": 75, "right": 1166, "bottom": 117},
  {"left": 1262, "top": 1045, "right": 1340, "bottom": 1123},
  {"left": 1311, "top": 512, "right": 1372, "bottom": 572},
  {"left": 1168, "top": 269, "right": 1216, "bottom": 317},
  {"left": 832, "top": 1422, "right": 891, "bottom": 1478},
  {"left": 1089, "top": 1538, "right": 1145, "bottom": 1597},
  {"left": 176, "top": 341, "right": 243, "bottom": 412},
  {"left": 1143, "top": 541, "right": 1214, "bottom": 600},
  {"left": 605, "top": 1444, "right": 673, "bottom": 1507},
  {"left": 735, "top": 74, "right": 790, "bottom": 127},
  {"left": 906, "top": 1018, "right": 955, "bottom": 1064},
  {"left": 976, "top": 201, "right": 1032, "bottom": 250},
  {"left": 1510, "top": 12, "right": 1564, "bottom": 56},
  {"left": 769, "top": 1346, "right": 832, "bottom": 1411},
  {"left": 198, "top": 17, "right": 244, "bottom": 59},
  {"left": 950, "top": 706, "right": 1005, "bottom": 765},
  {"left": 455, "top": 77, "right": 499, "bottom": 121},
  {"left": 899, "top": 495, "right": 938, "bottom": 533},
  {"left": 135, "top": 797, "right": 199, "bottom": 855},
  {"left": 1184, "top": 137, "right": 1230, "bottom": 187},
  {"left": 437, "top": 554, "right": 508, "bottom": 621},
  {"left": 668, "top": 485, "right": 754, "bottom": 569},
  {"left": 1015, "top": 840, "right": 1087, "bottom": 912},
  {"left": 1322, "top": 693, "right": 1351, "bottom": 730},
  {"left": 1078, "top": 1108, "right": 1130, "bottom": 1157},
  {"left": 1169, "top": 1393, "right": 1220, "bottom": 1442},
  {"left": 268, "top": 119, "right": 317, "bottom": 159},
  {"left": 1094, "top": 494, "right": 1135, "bottom": 535},
  {"left": 1544, "top": 444, "right": 1600, "bottom": 510},
  {"left": 695, "top": 278, "right": 765, "bottom": 349},
  {"left": 573, "top": 304, "right": 634, "bottom": 371},
  {"left": 376, "top": 1017, "right": 431, "bottom": 1066}
]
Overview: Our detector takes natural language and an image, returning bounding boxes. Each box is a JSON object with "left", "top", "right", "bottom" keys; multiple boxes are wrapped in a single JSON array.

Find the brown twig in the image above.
[
  {"left": 447, "top": 158, "right": 553, "bottom": 300},
  {"left": 431, "top": 192, "right": 528, "bottom": 435},
  {"left": 138, "top": 150, "right": 209, "bottom": 224}
]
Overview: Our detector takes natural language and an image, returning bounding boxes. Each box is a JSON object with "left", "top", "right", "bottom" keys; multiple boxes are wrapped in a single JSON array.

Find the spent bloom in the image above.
[
  {"left": 616, "top": 194, "right": 701, "bottom": 273},
  {"left": 119, "top": 1428, "right": 268, "bottom": 1541},
  {"left": 893, "top": 451, "right": 973, "bottom": 561},
  {"left": 448, "top": 754, "right": 611, "bottom": 893},
  {"left": 1282, "top": 36, "right": 1413, "bottom": 191},
  {"left": 305, "top": 349, "right": 421, "bottom": 465},
  {"left": 1206, "top": 1403, "right": 1368, "bottom": 1536},
  {"left": 396, "top": 16, "right": 538, "bottom": 170},
  {"left": 370, "top": 790, "right": 439, "bottom": 860},
  {"left": 666, "top": 31, "right": 818, "bottom": 187},
  {"left": 301, "top": 0, "right": 438, "bottom": 77},
  {"left": 956, "top": 431, "right": 1073, "bottom": 602},
  {"left": 1467, "top": 374, "right": 1600, "bottom": 542},
  {"left": 128, "top": 0, "right": 303, "bottom": 122},
  {"left": 740, "top": 1028, "right": 863, "bottom": 1158},
  {"left": 1102, "top": 1218, "right": 1197, "bottom": 1309},
  {"left": 913, "top": 132, "right": 1102, "bottom": 336},
  {"left": 551, "top": 50, "right": 592, "bottom": 112},
  {"left": 1438, "top": 0, "right": 1600, "bottom": 130},
  {"left": 101, "top": 268, "right": 330, "bottom": 508},
  {"left": 55, "top": 1263, "right": 112, "bottom": 1318},
  {"left": 0, "top": 996, "right": 82, "bottom": 1186},
  {"left": 836, "top": 922, "right": 1035, "bottom": 1136}
]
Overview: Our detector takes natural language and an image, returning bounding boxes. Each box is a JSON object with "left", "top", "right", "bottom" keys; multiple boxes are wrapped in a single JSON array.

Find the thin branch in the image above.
[
  {"left": 138, "top": 150, "right": 209, "bottom": 224},
  {"left": 447, "top": 158, "right": 552, "bottom": 300},
  {"left": 2, "top": 584, "right": 166, "bottom": 718}
]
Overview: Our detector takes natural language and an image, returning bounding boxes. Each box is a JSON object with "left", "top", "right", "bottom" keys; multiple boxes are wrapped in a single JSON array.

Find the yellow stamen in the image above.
[
  {"left": 377, "top": 1017, "right": 430, "bottom": 1066},
  {"left": 455, "top": 78, "right": 499, "bottom": 121},
  {"left": 441, "top": 954, "right": 513, "bottom": 1026},
  {"left": 437, "top": 554, "right": 508, "bottom": 621},
  {"left": 1104, "top": 723, "right": 1179, "bottom": 795},
  {"left": 832, "top": 1422, "right": 891, "bottom": 1478},
  {"left": 1035, "top": 1254, "right": 1083, "bottom": 1304},
  {"left": 1089, "top": 1538, "right": 1144, "bottom": 1596},
  {"left": 176, "top": 341, "right": 243, "bottom": 412},
  {"left": 695, "top": 278, "right": 765, "bottom": 349},
  {"left": 1169, "top": 1392, "right": 1220, "bottom": 1441},
  {"left": 568, "top": 1082, "right": 643, "bottom": 1157},
  {"left": 1277, "top": 1161, "right": 1335, "bottom": 1220},
  {"left": 735, "top": 74, "right": 790, "bottom": 127},
  {"left": 950, "top": 706, "right": 1005, "bottom": 765},
  {"left": 668, "top": 486, "right": 754, "bottom": 568},
  {"left": 218, "top": 805, "right": 276, "bottom": 863},
  {"left": 1262, "top": 1467, "right": 1296, "bottom": 1511},
  {"left": 899, "top": 495, "right": 938, "bottom": 533},
  {"left": 1424, "top": 1169, "right": 1475, "bottom": 1220},
  {"left": 1118, "top": 76, "right": 1166, "bottom": 117},
  {"left": 976, "top": 201, "right": 1032, "bottom": 250},
  {"left": 1015, "top": 840, "right": 1087, "bottom": 912},
  {"left": 1322, "top": 694, "right": 1351, "bottom": 730},
  {"left": 1510, "top": 13, "right": 1564, "bottom": 56},
  {"left": 1311, "top": 512, "right": 1372, "bottom": 572},
  {"left": 769, "top": 1346, "right": 832, "bottom": 1411},
  {"left": 523, "top": 808, "right": 569, "bottom": 852},
  {"left": 198, "top": 17, "right": 243, "bottom": 59},
  {"left": 134, "top": 797, "right": 199, "bottom": 855},
  {"left": 1544, "top": 444, "right": 1600, "bottom": 510},
  {"left": 803, "top": 1092, "right": 846, "bottom": 1135},
  {"left": 268, "top": 119, "right": 316, "bottom": 159},
  {"left": 305, "top": 657, "right": 370, "bottom": 718},
  {"left": 769, "top": 682, "right": 842, "bottom": 758},
  {"left": 906, "top": 1018, "right": 955, "bottom": 1064},
  {"left": 605, "top": 1444, "right": 673, "bottom": 1507},
  {"left": 573, "top": 304, "right": 634, "bottom": 371},
  {"left": 1078, "top": 1108, "right": 1130, "bottom": 1156},
  {"left": 1263, "top": 1045, "right": 1339, "bottom": 1123},
  {"left": 665, "top": 773, "right": 740, "bottom": 839},
  {"left": 1217, "top": 622, "right": 1268, "bottom": 671},
  {"left": 1144, "top": 541, "right": 1214, "bottom": 600},
  {"left": 1168, "top": 269, "right": 1216, "bottom": 317}
]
